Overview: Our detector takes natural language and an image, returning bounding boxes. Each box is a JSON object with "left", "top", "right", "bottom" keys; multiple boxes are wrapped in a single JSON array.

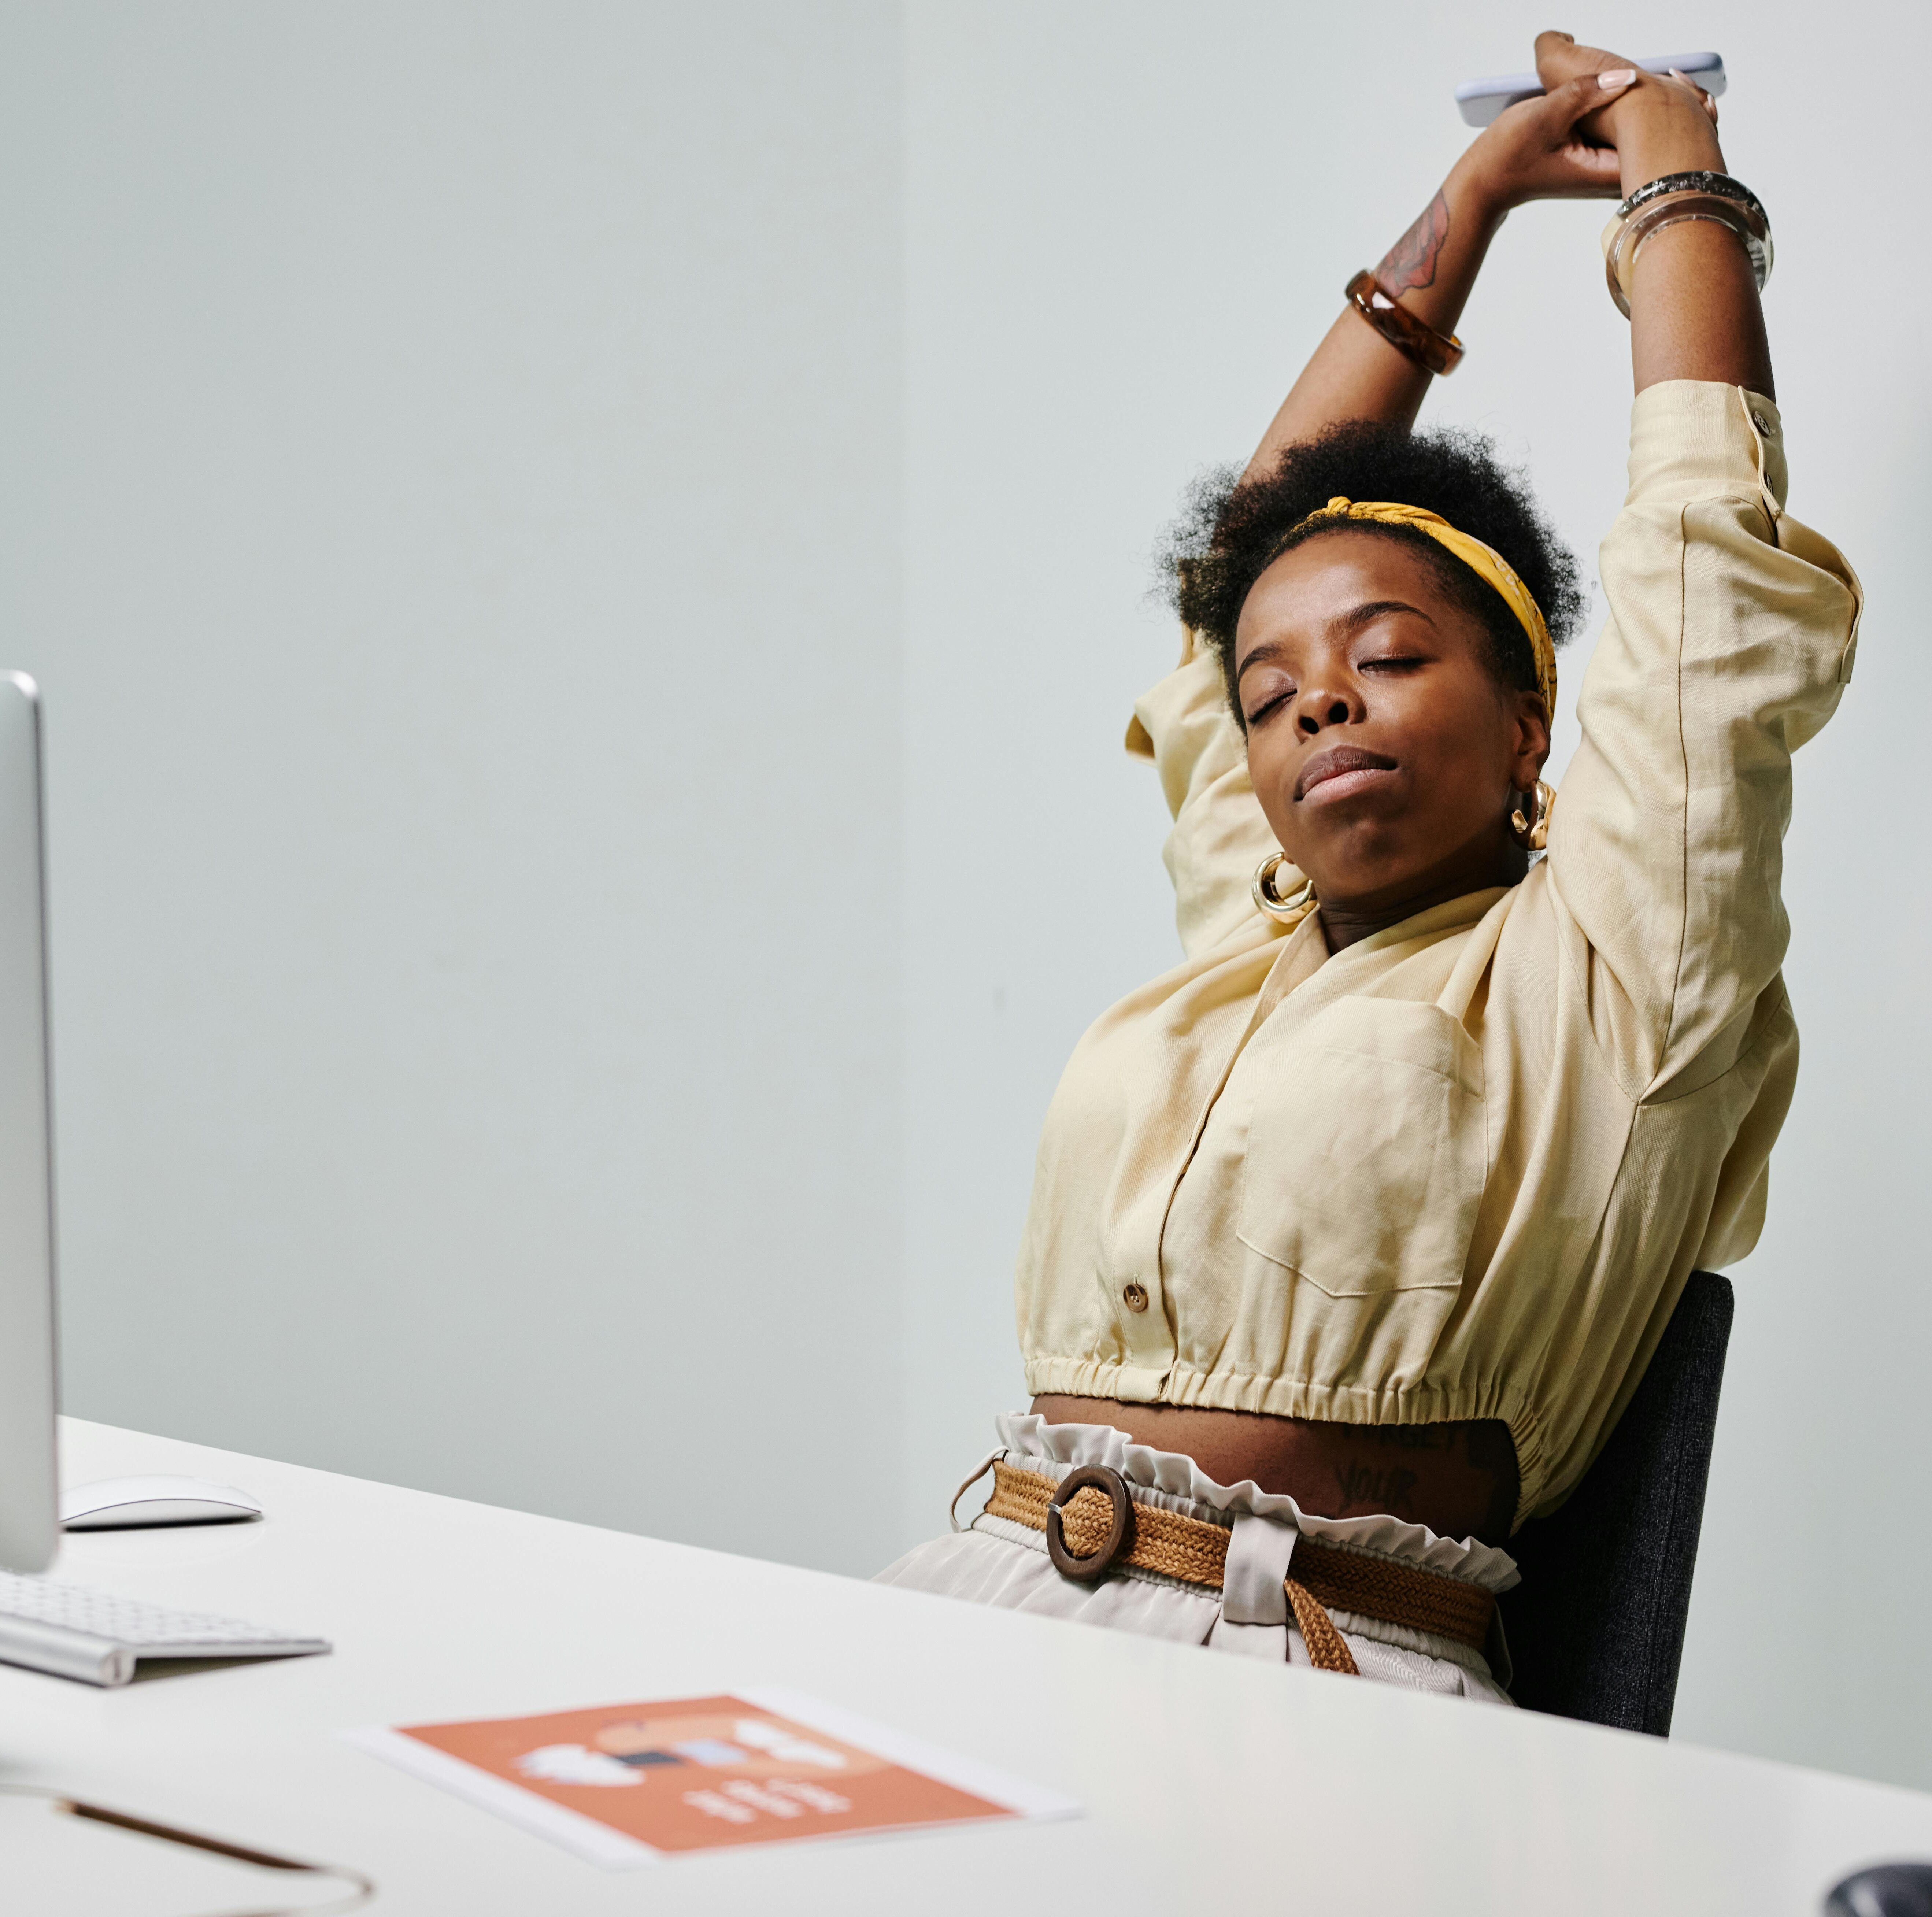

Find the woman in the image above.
[{"left": 880, "top": 33, "right": 1861, "bottom": 1699}]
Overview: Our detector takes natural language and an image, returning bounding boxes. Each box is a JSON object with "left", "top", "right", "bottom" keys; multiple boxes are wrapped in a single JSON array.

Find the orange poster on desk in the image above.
[{"left": 344, "top": 1687, "right": 1078, "bottom": 1867}]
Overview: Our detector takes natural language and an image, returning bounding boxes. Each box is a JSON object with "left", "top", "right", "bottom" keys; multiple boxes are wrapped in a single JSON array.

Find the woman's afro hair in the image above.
[{"left": 1164, "top": 420, "right": 1588, "bottom": 727}]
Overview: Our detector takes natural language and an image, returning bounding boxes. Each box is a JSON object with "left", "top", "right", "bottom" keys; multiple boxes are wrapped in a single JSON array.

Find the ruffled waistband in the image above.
[{"left": 995, "top": 1411, "right": 1520, "bottom": 1594}]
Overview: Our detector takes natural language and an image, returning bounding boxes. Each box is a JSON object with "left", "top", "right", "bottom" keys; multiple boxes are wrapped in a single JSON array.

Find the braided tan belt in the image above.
[{"left": 982, "top": 1461, "right": 1496, "bottom": 1677}]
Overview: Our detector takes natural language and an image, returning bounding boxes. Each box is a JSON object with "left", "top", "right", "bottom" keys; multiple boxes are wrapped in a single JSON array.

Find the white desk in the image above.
[{"left": 6, "top": 1419, "right": 1929, "bottom": 1914}]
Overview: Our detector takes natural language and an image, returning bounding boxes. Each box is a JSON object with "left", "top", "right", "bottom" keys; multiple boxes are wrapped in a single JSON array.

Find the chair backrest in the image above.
[{"left": 1495, "top": 1269, "right": 1734, "bottom": 1736}]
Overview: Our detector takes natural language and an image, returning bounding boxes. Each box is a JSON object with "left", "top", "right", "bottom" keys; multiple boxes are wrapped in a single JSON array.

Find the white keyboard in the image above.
[{"left": 0, "top": 1572, "right": 330, "bottom": 1687}]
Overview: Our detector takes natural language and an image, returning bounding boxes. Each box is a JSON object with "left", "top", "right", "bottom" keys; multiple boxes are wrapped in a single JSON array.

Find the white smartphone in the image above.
[{"left": 1455, "top": 51, "right": 1725, "bottom": 127}]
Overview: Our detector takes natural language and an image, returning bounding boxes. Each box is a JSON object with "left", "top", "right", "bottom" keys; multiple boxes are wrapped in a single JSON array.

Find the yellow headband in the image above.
[{"left": 1294, "top": 497, "right": 1557, "bottom": 719}]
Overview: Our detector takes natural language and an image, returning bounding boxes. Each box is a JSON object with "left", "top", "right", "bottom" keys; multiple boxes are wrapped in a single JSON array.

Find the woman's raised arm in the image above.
[
  {"left": 1243, "top": 71, "right": 1635, "bottom": 480},
  {"left": 1533, "top": 32, "right": 1773, "bottom": 397}
]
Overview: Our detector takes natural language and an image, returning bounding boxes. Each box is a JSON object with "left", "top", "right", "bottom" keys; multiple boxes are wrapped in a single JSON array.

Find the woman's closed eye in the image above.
[{"left": 1245, "top": 684, "right": 1296, "bottom": 727}]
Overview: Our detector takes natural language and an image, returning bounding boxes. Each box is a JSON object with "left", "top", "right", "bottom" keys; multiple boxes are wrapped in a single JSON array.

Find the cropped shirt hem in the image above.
[{"left": 1024, "top": 1357, "right": 1551, "bottom": 1533}]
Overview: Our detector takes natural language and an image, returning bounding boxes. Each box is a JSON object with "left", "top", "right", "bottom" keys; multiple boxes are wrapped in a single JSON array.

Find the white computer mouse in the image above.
[{"left": 59, "top": 1475, "right": 264, "bottom": 1530}]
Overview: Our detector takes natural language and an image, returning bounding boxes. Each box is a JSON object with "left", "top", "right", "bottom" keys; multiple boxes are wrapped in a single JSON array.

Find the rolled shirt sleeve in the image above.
[{"left": 1547, "top": 381, "right": 1863, "bottom": 1098}]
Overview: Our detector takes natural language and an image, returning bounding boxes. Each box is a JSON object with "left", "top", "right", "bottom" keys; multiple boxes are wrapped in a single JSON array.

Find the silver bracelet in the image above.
[{"left": 1617, "top": 169, "right": 1766, "bottom": 225}]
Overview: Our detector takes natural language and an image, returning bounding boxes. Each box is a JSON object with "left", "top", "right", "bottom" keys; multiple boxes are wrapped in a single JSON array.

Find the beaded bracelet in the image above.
[
  {"left": 1344, "top": 270, "right": 1465, "bottom": 375},
  {"left": 1600, "top": 171, "right": 1773, "bottom": 318}
]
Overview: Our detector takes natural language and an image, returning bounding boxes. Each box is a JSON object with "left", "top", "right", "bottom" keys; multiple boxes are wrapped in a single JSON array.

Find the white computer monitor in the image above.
[{"left": 0, "top": 672, "right": 60, "bottom": 1574}]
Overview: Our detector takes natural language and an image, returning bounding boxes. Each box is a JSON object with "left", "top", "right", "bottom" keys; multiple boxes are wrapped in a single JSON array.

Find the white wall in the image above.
[
  {"left": 6, "top": 0, "right": 1929, "bottom": 1794},
  {"left": 0, "top": 0, "right": 907, "bottom": 1577}
]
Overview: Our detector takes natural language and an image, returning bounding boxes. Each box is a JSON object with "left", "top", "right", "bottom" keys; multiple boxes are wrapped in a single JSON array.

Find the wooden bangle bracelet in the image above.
[{"left": 1345, "top": 269, "right": 1465, "bottom": 377}]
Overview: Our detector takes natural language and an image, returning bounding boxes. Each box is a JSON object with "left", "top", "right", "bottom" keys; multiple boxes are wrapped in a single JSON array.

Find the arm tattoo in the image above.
[{"left": 1377, "top": 190, "right": 1451, "bottom": 293}]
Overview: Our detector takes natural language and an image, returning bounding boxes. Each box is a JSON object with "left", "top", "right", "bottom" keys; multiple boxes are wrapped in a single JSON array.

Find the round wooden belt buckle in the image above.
[{"left": 1045, "top": 1465, "right": 1136, "bottom": 1583}]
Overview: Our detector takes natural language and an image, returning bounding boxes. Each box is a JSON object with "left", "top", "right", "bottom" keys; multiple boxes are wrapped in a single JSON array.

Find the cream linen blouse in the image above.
[{"left": 1015, "top": 381, "right": 1862, "bottom": 1528}]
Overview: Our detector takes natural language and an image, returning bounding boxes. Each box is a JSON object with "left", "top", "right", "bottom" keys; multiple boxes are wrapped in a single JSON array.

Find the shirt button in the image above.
[
  {"left": 1122, "top": 1283, "right": 1149, "bottom": 1313},
  {"left": 1751, "top": 408, "right": 1776, "bottom": 436}
]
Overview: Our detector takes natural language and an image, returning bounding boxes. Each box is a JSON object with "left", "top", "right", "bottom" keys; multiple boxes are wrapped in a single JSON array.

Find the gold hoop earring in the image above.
[
  {"left": 1252, "top": 851, "right": 1316, "bottom": 921},
  {"left": 1509, "top": 779, "right": 1556, "bottom": 853}
]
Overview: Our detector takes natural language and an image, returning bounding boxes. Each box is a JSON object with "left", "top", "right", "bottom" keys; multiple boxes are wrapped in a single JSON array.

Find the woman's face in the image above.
[{"left": 1233, "top": 529, "right": 1550, "bottom": 915}]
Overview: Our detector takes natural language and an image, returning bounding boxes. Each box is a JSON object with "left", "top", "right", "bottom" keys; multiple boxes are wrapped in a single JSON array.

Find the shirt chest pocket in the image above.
[{"left": 1235, "top": 996, "right": 1487, "bottom": 1298}]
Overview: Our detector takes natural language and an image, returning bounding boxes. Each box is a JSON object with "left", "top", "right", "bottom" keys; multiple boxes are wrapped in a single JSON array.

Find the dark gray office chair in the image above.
[{"left": 1495, "top": 1269, "right": 1734, "bottom": 1736}]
